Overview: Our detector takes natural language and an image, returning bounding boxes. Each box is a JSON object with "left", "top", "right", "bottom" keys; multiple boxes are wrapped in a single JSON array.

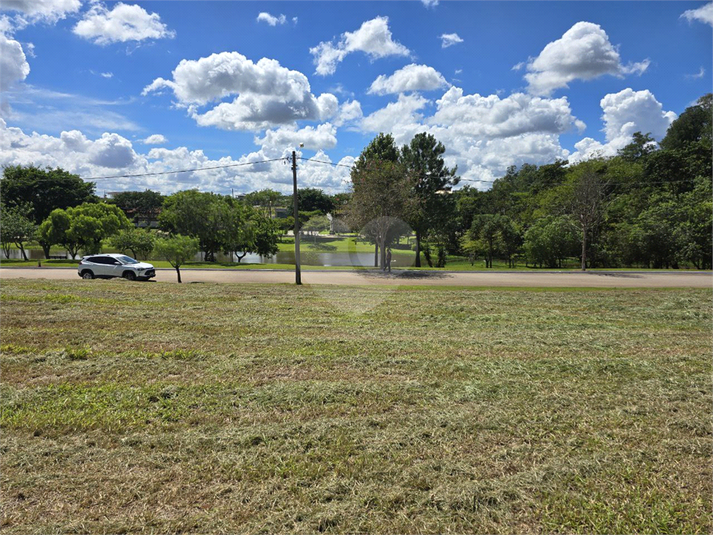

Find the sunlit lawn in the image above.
[{"left": 1, "top": 280, "right": 710, "bottom": 533}]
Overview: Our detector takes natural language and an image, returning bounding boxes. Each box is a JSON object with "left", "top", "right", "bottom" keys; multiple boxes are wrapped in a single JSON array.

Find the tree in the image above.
[
  {"left": 401, "top": 133, "right": 459, "bottom": 267},
  {"left": 159, "top": 190, "right": 227, "bottom": 262},
  {"left": 154, "top": 235, "right": 199, "bottom": 283},
  {"left": 303, "top": 214, "right": 330, "bottom": 241},
  {"left": 297, "top": 188, "right": 335, "bottom": 214},
  {"left": 1, "top": 166, "right": 96, "bottom": 224},
  {"left": 0, "top": 203, "right": 35, "bottom": 260},
  {"left": 569, "top": 169, "right": 609, "bottom": 271},
  {"left": 348, "top": 158, "right": 414, "bottom": 269},
  {"left": 524, "top": 216, "right": 580, "bottom": 268},
  {"left": 38, "top": 203, "right": 131, "bottom": 259},
  {"left": 108, "top": 190, "right": 164, "bottom": 225},
  {"left": 109, "top": 228, "right": 156, "bottom": 260},
  {"left": 36, "top": 209, "right": 70, "bottom": 259},
  {"left": 470, "top": 214, "right": 503, "bottom": 268},
  {"left": 660, "top": 94, "right": 712, "bottom": 151},
  {"left": 244, "top": 189, "right": 283, "bottom": 218},
  {"left": 251, "top": 214, "right": 280, "bottom": 258}
]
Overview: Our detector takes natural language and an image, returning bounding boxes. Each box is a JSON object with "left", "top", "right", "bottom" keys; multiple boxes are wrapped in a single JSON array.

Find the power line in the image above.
[{"left": 79, "top": 157, "right": 288, "bottom": 181}]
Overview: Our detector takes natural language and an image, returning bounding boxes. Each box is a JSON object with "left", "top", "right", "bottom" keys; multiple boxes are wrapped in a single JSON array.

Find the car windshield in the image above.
[{"left": 118, "top": 255, "right": 139, "bottom": 264}]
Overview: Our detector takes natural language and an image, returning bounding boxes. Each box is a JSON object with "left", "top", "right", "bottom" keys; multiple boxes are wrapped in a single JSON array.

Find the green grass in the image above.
[{"left": 1, "top": 280, "right": 710, "bottom": 533}]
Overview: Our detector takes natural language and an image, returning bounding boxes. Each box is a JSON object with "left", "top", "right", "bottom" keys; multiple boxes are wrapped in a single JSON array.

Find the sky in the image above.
[{"left": 0, "top": 0, "right": 711, "bottom": 196}]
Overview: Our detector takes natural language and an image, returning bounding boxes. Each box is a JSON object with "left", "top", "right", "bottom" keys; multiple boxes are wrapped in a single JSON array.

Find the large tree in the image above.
[
  {"left": 0, "top": 203, "right": 35, "bottom": 260},
  {"left": 1, "top": 166, "right": 96, "bottom": 224},
  {"left": 154, "top": 235, "right": 200, "bottom": 283},
  {"left": 108, "top": 190, "right": 164, "bottom": 225},
  {"left": 348, "top": 158, "right": 414, "bottom": 269},
  {"left": 400, "top": 133, "right": 459, "bottom": 267},
  {"left": 159, "top": 190, "right": 228, "bottom": 262}
]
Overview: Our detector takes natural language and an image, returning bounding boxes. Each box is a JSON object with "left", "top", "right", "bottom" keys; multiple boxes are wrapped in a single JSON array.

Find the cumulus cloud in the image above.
[
  {"left": 0, "top": 0, "right": 80, "bottom": 26},
  {"left": 681, "top": 2, "right": 713, "bottom": 26},
  {"left": 368, "top": 64, "right": 448, "bottom": 95},
  {"left": 334, "top": 100, "right": 363, "bottom": 127},
  {"left": 359, "top": 86, "right": 589, "bottom": 186},
  {"left": 523, "top": 22, "right": 650, "bottom": 95},
  {"left": 254, "top": 123, "right": 337, "bottom": 154},
  {"left": 430, "top": 88, "right": 585, "bottom": 138},
  {"left": 0, "top": 118, "right": 354, "bottom": 194},
  {"left": 256, "top": 12, "right": 287, "bottom": 26},
  {"left": 569, "top": 88, "right": 677, "bottom": 162},
  {"left": 440, "top": 33, "right": 463, "bottom": 48},
  {"left": 142, "top": 134, "right": 167, "bottom": 145},
  {"left": 143, "top": 51, "right": 339, "bottom": 131},
  {"left": 310, "top": 16, "right": 410, "bottom": 76},
  {"left": 73, "top": 2, "right": 175, "bottom": 45},
  {"left": 0, "top": 32, "right": 29, "bottom": 91}
]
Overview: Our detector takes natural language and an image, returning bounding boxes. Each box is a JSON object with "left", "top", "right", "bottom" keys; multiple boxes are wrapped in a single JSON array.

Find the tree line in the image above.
[{"left": 1, "top": 93, "right": 710, "bottom": 270}]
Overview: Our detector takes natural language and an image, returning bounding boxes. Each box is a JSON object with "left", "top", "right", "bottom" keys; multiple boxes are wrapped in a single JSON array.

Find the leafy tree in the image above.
[
  {"left": 244, "top": 189, "right": 283, "bottom": 218},
  {"left": 348, "top": 158, "right": 414, "bottom": 269},
  {"left": 154, "top": 235, "right": 200, "bottom": 283},
  {"left": 401, "top": 132, "right": 459, "bottom": 267},
  {"left": 470, "top": 214, "right": 503, "bottom": 268},
  {"left": 303, "top": 214, "right": 330, "bottom": 241},
  {"left": 297, "top": 188, "right": 335, "bottom": 214},
  {"left": 108, "top": 190, "right": 164, "bottom": 225},
  {"left": 524, "top": 216, "right": 580, "bottom": 268},
  {"left": 1, "top": 166, "right": 96, "bottom": 224},
  {"left": 159, "top": 190, "right": 227, "bottom": 262},
  {"left": 660, "top": 94, "right": 712, "bottom": 151},
  {"left": 109, "top": 228, "right": 156, "bottom": 260},
  {"left": 251, "top": 214, "right": 280, "bottom": 258},
  {"left": 36, "top": 209, "right": 71, "bottom": 259},
  {"left": 0, "top": 203, "right": 35, "bottom": 260},
  {"left": 618, "top": 132, "right": 657, "bottom": 162}
]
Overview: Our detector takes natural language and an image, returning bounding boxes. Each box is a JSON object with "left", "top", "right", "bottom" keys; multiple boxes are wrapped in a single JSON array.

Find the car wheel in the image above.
[
  {"left": 123, "top": 271, "right": 137, "bottom": 281},
  {"left": 81, "top": 270, "right": 94, "bottom": 280}
]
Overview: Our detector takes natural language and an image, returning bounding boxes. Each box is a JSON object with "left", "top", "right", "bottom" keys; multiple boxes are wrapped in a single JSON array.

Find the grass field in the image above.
[{"left": 1, "top": 280, "right": 711, "bottom": 533}]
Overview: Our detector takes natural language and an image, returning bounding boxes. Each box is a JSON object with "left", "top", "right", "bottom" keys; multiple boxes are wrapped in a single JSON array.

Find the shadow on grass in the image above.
[{"left": 357, "top": 269, "right": 450, "bottom": 280}]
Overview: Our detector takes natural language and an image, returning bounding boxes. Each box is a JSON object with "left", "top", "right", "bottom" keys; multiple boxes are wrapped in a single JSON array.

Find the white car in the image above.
[{"left": 78, "top": 253, "right": 156, "bottom": 281}]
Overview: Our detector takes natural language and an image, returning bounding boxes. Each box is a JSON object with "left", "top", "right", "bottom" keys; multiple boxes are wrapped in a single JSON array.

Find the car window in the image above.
[{"left": 118, "top": 255, "right": 139, "bottom": 264}]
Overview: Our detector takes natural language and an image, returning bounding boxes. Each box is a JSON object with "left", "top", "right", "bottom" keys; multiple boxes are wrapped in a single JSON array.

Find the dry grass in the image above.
[{"left": 1, "top": 280, "right": 711, "bottom": 534}]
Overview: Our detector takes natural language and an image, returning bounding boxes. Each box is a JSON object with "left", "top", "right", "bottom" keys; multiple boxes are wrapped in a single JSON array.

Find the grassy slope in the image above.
[{"left": 1, "top": 281, "right": 711, "bottom": 533}]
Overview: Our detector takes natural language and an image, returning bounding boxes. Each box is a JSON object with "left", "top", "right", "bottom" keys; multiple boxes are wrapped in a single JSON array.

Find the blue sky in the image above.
[{"left": 0, "top": 1, "right": 710, "bottom": 195}]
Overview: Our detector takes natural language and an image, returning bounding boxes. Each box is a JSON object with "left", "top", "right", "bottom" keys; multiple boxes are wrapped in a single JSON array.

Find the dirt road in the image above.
[{"left": 1, "top": 267, "right": 711, "bottom": 288}]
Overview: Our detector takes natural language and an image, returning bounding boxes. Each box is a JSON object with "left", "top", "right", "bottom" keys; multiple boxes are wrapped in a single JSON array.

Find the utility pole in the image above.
[{"left": 292, "top": 150, "right": 302, "bottom": 285}]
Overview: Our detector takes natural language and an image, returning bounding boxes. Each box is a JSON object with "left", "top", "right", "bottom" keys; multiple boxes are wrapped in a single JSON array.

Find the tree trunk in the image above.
[
  {"left": 581, "top": 226, "right": 587, "bottom": 271},
  {"left": 380, "top": 240, "right": 387, "bottom": 270},
  {"left": 374, "top": 242, "right": 379, "bottom": 267},
  {"left": 175, "top": 266, "right": 182, "bottom": 283},
  {"left": 41, "top": 244, "right": 51, "bottom": 259},
  {"left": 414, "top": 231, "right": 421, "bottom": 267},
  {"left": 19, "top": 244, "right": 28, "bottom": 261}
]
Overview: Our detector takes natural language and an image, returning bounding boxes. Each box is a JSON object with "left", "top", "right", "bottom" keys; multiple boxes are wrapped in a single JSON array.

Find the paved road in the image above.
[{"left": 1, "top": 267, "right": 711, "bottom": 288}]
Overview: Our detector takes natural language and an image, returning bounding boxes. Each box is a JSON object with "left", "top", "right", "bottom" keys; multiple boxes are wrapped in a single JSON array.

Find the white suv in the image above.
[{"left": 78, "top": 254, "right": 156, "bottom": 281}]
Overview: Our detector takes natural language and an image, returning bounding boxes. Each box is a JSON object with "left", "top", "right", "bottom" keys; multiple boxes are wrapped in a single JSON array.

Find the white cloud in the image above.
[
  {"left": 0, "top": 0, "right": 80, "bottom": 26},
  {"left": 440, "top": 33, "right": 463, "bottom": 48},
  {"left": 0, "top": 118, "right": 355, "bottom": 195},
  {"left": 254, "top": 123, "right": 337, "bottom": 154},
  {"left": 142, "top": 134, "right": 167, "bottom": 145},
  {"left": 334, "top": 100, "right": 363, "bottom": 127},
  {"left": 686, "top": 67, "right": 706, "bottom": 80},
  {"left": 421, "top": 0, "right": 439, "bottom": 7},
  {"left": 681, "top": 2, "right": 713, "bottom": 26},
  {"left": 100, "top": 71, "right": 113, "bottom": 78},
  {"left": 358, "top": 86, "right": 589, "bottom": 186},
  {"left": 0, "top": 32, "right": 29, "bottom": 91},
  {"left": 569, "top": 88, "right": 677, "bottom": 162},
  {"left": 431, "top": 88, "right": 585, "bottom": 138},
  {"left": 144, "top": 52, "right": 339, "bottom": 131},
  {"left": 523, "top": 21, "right": 650, "bottom": 96},
  {"left": 73, "top": 2, "right": 175, "bottom": 45},
  {"left": 310, "top": 16, "right": 410, "bottom": 76},
  {"left": 256, "top": 12, "right": 287, "bottom": 26},
  {"left": 368, "top": 64, "right": 448, "bottom": 95}
]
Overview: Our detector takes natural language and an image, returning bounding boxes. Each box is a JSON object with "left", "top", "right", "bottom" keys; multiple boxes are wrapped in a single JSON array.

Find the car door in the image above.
[{"left": 107, "top": 257, "right": 124, "bottom": 277}]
